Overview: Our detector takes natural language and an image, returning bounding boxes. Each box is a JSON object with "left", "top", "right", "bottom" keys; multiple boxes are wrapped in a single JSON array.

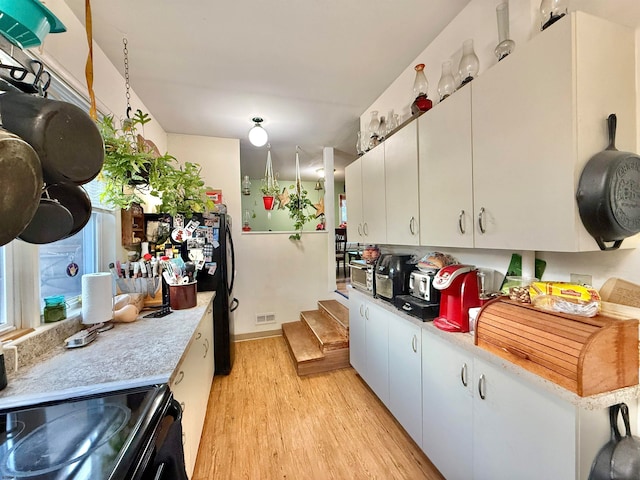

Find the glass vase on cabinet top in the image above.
[
  {"left": 437, "top": 61, "right": 456, "bottom": 101},
  {"left": 411, "top": 63, "right": 433, "bottom": 115},
  {"left": 494, "top": 2, "right": 515, "bottom": 61},
  {"left": 368, "top": 110, "right": 380, "bottom": 149},
  {"left": 458, "top": 39, "right": 479, "bottom": 87},
  {"left": 540, "top": 0, "right": 567, "bottom": 30}
]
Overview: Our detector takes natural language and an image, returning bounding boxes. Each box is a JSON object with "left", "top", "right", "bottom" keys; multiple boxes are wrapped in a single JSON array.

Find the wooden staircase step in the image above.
[
  {"left": 300, "top": 310, "right": 349, "bottom": 352},
  {"left": 318, "top": 299, "right": 349, "bottom": 330},
  {"left": 282, "top": 320, "right": 350, "bottom": 376},
  {"left": 282, "top": 321, "right": 324, "bottom": 364}
]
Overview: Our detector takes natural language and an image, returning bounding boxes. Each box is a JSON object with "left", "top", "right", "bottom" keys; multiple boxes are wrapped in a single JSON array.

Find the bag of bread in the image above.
[{"left": 529, "top": 282, "right": 601, "bottom": 317}]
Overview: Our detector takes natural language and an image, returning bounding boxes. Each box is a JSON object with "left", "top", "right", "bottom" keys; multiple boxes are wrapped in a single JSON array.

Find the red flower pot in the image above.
[{"left": 262, "top": 196, "right": 275, "bottom": 210}]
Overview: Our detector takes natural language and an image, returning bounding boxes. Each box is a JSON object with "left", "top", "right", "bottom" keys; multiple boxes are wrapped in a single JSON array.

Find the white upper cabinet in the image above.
[
  {"left": 361, "top": 146, "right": 387, "bottom": 244},
  {"left": 385, "top": 119, "right": 420, "bottom": 245},
  {"left": 345, "top": 146, "right": 387, "bottom": 244},
  {"left": 419, "top": 86, "right": 474, "bottom": 248},
  {"left": 345, "top": 158, "right": 364, "bottom": 243},
  {"left": 471, "top": 12, "right": 636, "bottom": 251}
]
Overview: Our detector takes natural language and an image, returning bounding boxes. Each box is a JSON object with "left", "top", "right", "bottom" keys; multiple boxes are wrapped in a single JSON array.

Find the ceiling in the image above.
[{"left": 61, "top": 0, "right": 473, "bottom": 182}]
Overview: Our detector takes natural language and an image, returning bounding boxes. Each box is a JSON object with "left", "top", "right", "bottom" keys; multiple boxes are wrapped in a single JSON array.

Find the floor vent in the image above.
[{"left": 256, "top": 312, "right": 276, "bottom": 325}]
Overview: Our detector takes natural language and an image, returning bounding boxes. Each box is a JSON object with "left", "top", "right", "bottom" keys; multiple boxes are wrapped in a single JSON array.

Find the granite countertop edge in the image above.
[{"left": 0, "top": 292, "right": 215, "bottom": 410}]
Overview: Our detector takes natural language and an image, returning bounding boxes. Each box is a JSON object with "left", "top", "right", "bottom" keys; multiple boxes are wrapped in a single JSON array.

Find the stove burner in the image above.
[
  {"left": 2, "top": 403, "right": 131, "bottom": 477},
  {"left": 0, "top": 419, "right": 25, "bottom": 442}
]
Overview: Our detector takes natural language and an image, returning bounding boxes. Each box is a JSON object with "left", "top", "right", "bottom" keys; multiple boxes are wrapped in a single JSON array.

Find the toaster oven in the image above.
[{"left": 349, "top": 259, "right": 373, "bottom": 293}]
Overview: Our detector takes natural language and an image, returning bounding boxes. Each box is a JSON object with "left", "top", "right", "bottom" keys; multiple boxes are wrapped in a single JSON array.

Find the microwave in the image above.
[{"left": 349, "top": 260, "right": 373, "bottom": 293}]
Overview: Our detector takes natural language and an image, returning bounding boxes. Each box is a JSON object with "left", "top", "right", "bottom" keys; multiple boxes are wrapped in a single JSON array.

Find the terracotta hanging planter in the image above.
[{"left": 262, "top": 195, "right": 275, "bottom": 210}]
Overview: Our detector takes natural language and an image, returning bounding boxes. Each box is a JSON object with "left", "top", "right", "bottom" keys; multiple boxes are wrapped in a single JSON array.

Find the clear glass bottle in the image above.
[
  {"left": 411, "top": 64, "right": 433, "bottom": 114},
  {"left": 437, "top": 60, "right": 456, "bottom": 101},
  {"left": 241, "top": 175, "right": 251, "bottom": 195},
  {"left": 458, "top": 39, "right": 480, "bottom": 88},
  {"left": 540, "top": 0, "right": 567, "bottom": 31},
  {"left": 378, "top": 116, "right": 386, "bottom": 140},
  {"left": 368, "top": 111, "right": 380, "bottom": 149},
  {"left": 356, "top": 131, "right": 363, "bottom": 155},
  {"left": 386, "top": 110, "right": 398, "bottom": 135},
  {"left": 494, "top": 2, "right": 515, "bottom": 61}
]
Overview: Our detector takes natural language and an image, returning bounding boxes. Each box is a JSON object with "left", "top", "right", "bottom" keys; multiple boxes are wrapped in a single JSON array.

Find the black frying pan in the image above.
[
  {"left": 18, "top": 197, "right": 73, "bottom": 244},
  {"left": 0, "top": 128, "right": 43, "bottom": 246},
  {"left": 589, "top": 404, "right": 622, "bottom": 480},
  {"left": 46, "top": 183, "right": 92, "bottom": 238},
  {"left": 0, "top": 92, "right": 104, "bottom": 185},
  {"left": 576, "top": 114, "right": 640, "bottom": 250}
]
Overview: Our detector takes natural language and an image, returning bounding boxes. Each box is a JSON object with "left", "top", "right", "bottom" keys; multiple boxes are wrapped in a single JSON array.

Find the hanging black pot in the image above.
[
  {"left": 576, "top": 114, "right": 640, "bottom": 250},
  {"left": 18, "top": 197, "right": 73, "bottom": 245},
  {"left": 46, "top": 183, "right": 92, "bottom": 238},
  {"left": 0, "top": 128, "right": 43, "bottom": 246},
  {"left": 0, "top": 91, "right": 104, "bottom": 185}
]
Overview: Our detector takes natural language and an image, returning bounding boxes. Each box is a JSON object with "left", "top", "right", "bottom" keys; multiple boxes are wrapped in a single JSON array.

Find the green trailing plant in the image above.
[
  {"left": 286, "top": 180, "right": 316, "bottom": 240},
  {"left": 98, "top": 109, "right": 214, "bottom": 217}
]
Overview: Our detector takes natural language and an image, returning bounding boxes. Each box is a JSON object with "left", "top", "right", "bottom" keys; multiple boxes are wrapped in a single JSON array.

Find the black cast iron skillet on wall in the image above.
[{"left": 576, "top": 114, "right": 640, "bottom": 251}]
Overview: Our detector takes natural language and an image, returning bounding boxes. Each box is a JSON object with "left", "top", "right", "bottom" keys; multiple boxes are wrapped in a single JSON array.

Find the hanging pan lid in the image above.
[{"left": 0, "top": 128, "right": 43, "bottom": 246}]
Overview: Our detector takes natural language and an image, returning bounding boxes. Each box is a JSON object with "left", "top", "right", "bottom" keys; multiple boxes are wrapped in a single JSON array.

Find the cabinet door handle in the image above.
[
  {"left": 460, "top": 363, "right": 468, "bottom": 387},
  {"left": 411, "top": 334, "right": 417, "bottom": 353},
  {"left": 203, "top": 338, "right": 210, "bottom": 358},
  {"left": 196, "top": 332, "right": 202, "bottom": 340},
  {"left": 365, "top": 307, "right": 369, "bottom": 320},
  {"left": 174, "top": 370, "right": 185, "bottom": 386},
  {"left": 478, "top": 207, "right": 486, "bottom": 234},
  {"left": 478, "top": 374, "right": 486, "bottom": 400},
  {"left": 358, "top": 223, "right": 363, "bottom": 236},
  {"left": 409, "top": 217, "right": 416, "bottom": 235},
  {"left": 363, "top": 222, "right": 369, "bottom": 236},
  {"left": 458, "top": 210, "right": 466, "bottom": 234},
  {"left": 359, "top": 304, "right": 364, "bottom": 317}
]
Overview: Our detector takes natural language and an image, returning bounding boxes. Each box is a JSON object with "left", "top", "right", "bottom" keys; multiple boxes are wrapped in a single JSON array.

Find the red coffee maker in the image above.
[{"left": 432, "top": 265, "right": 481, "bottom": 332}]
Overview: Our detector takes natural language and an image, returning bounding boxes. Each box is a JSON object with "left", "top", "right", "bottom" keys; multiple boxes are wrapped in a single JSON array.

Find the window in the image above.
[
  {"left": 0, "top": 48, "right": 116, "bottom": 330},
  {"left": 0, "top": 248, "right": 5, "bottom": 327}
]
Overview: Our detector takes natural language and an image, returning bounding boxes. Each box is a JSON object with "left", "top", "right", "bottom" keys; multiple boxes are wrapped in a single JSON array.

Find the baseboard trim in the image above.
[{"left": 234, "top": 328, "right": 283, "bottom": 342}]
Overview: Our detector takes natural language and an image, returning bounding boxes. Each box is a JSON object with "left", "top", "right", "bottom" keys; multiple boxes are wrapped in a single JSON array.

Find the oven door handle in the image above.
[
  {"left": 153, "top": 462, "right": 166, "bottom": 480},
  {"left": 167, "top": 397, "right": 183, "bottom": 423}
]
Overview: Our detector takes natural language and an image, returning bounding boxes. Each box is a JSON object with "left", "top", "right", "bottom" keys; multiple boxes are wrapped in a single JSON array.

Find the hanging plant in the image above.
[
  {"left": 287, "top": 147, "right": 316, "bottom": 240},
  {"left": 98, "top": 109, "right": 214, "bottom": 217},
  {"left": 260, "top": 146, "right": 279, "bottom": 210}
]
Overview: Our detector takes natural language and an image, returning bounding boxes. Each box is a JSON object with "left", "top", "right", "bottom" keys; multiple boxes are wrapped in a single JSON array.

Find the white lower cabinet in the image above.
[
  {"left": 388, "top": 313, "right": 422, "bottom": 445},
  {"left": 422, "top": 331, "right": 473, "bottom": 480},
  {"left": 349, "top": 289, "right": 389, "bottom": 406},
  {"left": 472, "top": 358, "right": 574, "bottom": 480},
  {"left": 421, "top": 329, "right": 624, "bottom": 480},
  {"left": 170, "top": 300, "right": 215, "bottom": 478}
]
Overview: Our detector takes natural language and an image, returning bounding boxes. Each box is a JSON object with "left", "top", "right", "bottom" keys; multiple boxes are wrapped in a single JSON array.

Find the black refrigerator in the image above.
[{"left": 148, "top": 211, "right": 238, "bottom": 375}]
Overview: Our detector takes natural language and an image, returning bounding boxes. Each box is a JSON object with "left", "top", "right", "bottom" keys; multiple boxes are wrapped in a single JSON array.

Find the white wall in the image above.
[
  {"left": 359, "top": 0, "right": 640, "bottom": 291},
  {"left": 168, "top": 134, "right": 331, "bottom": 336}
]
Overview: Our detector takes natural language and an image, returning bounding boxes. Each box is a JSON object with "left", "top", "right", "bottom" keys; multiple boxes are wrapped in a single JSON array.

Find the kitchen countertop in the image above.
[
  {"left": 0, "top": 292, "right": 215, "bottom": 410},
  {"left": 351, "top": 287, "right": 640, "bottom": 410}
]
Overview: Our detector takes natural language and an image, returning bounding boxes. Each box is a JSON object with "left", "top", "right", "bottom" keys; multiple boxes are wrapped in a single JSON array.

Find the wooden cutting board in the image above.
[{"left": 600, "top": 277, "right": 640, "bottom": 308}]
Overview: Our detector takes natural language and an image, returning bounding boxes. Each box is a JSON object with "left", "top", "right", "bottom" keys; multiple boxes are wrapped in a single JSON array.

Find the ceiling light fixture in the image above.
[{"left": 248, "top": 117, "right": 268, "bottom": 147}]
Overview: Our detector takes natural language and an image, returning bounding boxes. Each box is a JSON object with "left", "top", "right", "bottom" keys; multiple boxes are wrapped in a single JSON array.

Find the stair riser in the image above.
[{"left": 296, "top": 348, "right": 350, "bottom": 376}]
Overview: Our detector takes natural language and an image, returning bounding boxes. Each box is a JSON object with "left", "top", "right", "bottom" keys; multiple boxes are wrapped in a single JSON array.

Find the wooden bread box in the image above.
[{"left": 475, "top": 298, "right": 639, "bottom": 396}]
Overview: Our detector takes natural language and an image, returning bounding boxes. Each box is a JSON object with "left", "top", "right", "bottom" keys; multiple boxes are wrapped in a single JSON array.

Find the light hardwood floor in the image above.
[{"left": 192, "top": 336, "right": 444, "bottom": 480}]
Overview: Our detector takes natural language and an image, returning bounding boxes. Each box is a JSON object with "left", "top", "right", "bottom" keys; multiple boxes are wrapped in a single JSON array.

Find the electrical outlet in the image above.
[{"left": 570, "top": 273, "right": 593, "bottom": 286}]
